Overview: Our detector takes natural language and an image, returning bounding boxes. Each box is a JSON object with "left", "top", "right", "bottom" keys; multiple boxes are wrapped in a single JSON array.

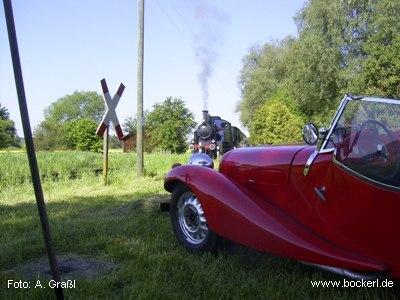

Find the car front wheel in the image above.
[{"left": 170, "top": 184, "right": 218, "bottom": 252}]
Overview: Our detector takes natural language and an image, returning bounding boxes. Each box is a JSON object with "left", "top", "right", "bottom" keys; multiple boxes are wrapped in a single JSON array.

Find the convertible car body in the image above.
[{"left": 164, "top": 95, "right": 400, "bottom": 278}]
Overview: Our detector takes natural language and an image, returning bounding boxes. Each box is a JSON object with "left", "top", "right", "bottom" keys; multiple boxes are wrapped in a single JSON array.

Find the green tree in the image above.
[
  {"left": 236, "top": 0, "right": 348, "bottom": 128},
  {"left": 34, "top": 120, "right": 69, "bottom": 150},
  {"left": 122, "top": 117, "right": 137, "bottom": 134},
  {"left": 352, "top": 0, "right": 400, "bottom": 98},
  {"left": 286, "top": 34, "right": 342, "bottom": 119},
  {"left": 0, "top": 103, "right": 19, "bottom": 149},
  {"left": 250, "top": 95, "right": 303, "bottom": 145},
  {"left": 44, "top": 91, "right": 104, "bottom": 123},
  {"left": 237, "top": 0, "right": 400, "bottom": 131},
  {"left": 65, "top": 118, "right": 102, "bottom": 152},
  {"left": 237, "top": 38, "right": 293, "bottom": 128},
  {"left": 286, "top": 0, "right": 346, "bottom": 119},
  {"left": 34, "top": 91, "right": 104, "bottom": 150},
  {"left": 146, "top": 97, "right": 195, "bottom": 153}
]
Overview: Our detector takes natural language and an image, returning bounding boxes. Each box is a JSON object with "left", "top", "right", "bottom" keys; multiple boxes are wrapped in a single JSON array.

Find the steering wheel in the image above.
[
  {"left": 348, "top": 119, "right": 400, "bottom": 181},
  {"left": 330, "top": 125, "right": 347, "bottom": 148}
]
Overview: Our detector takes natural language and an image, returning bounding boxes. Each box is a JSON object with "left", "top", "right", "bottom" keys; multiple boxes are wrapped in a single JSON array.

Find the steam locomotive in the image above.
[{"left": 189, "top": 110, "right": 247, "bottom": 158}]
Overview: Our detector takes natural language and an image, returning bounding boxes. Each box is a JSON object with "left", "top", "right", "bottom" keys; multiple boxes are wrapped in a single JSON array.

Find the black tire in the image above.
[{"left": 170, "top": 184, "right": 218, "bottom": 252}]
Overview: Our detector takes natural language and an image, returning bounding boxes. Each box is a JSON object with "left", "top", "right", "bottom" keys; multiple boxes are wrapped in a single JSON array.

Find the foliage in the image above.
[
  {"left": 237, "top": 0, "right": 400, "bottom": 137},
  {"left": 146, "top": 97, "right": 196, "bottom": 153},
  {"left": 352, "top": 0, "right": 400, "bottom": 98},
  {"left": 34, "top": 120, "right": 70, "bottom": 150},
  {"left": 109, "top": 135, "right": 122, "bottom": 149},
  {"left": 0, "top": 119, "right": 18, "bottom": 149},
  {"left": 43, "top": 91, "right": 104, "bottom": 123},
  {"left": 250, "top": 93, "right": 303, "bottom": 145},
  {"left": 0, "top": 103, "right": 19, "bottom": 149},
  {"left": 65, "top": 118, "right": 102, "bottom": 152},
  {"left": 34, "top": 91, "right": 104, "bottom": 150},
  {"left": 286, "top": 30, "right": 343, "bottom": 118},
  {"left": 0, "top": 104, "right": 9, "bottom": 119},
  {"left": 237, "top": 39, "right": 293, "bottom": 127},
  {"left": 122, "top": 116, "right": 137, "bottom": 134}
]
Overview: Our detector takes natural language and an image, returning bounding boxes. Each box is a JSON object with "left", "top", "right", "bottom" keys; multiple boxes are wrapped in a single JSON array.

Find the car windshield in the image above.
[{"left": 329, "top": 98, "right": 400, "bottom": 188}]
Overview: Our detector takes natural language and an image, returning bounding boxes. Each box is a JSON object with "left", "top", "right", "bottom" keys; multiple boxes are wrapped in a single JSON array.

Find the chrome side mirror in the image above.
[{"left": 303, "top": 123, "right": 318, "bottom": 145}]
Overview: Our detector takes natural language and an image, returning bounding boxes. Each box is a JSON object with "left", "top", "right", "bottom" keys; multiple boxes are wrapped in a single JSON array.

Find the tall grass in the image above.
[{"left": 0, "top": 150, "right": 190, "bottom": 188}]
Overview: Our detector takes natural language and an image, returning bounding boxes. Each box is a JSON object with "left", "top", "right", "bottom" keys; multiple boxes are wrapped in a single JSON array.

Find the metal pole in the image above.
[
  {"left": 103, "top": 126, "right": 109, "bottom": 185},
  {"left": 2, "top": 1, "right": 64, "bottom": 299},
  {"left": 136, "top": 0, "right": 144, "bottom": 176}
]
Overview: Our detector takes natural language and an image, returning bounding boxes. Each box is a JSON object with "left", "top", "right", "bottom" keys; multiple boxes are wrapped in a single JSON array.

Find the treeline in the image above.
[
  {"left": 237, "top": 0, "right": 400, "bottom": 145},
  {"left": 0, "top": 103, "right": 19, "bottom": 149},
  {"left": 33, "top": 91, "right": 195, "bottom": 154}
]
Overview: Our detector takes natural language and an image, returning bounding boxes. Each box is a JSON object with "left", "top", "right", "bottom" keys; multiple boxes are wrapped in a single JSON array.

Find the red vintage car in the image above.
[{"left": 164, "top": 95, "right": 400, "bottom": 279}]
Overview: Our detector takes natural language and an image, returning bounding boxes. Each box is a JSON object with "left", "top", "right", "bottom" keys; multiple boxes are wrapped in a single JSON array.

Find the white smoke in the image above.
[{"left": 193, "top": 1, "right": 230, "bottom": 110}]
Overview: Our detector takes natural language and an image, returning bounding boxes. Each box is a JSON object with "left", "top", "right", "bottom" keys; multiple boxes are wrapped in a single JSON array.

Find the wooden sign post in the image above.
[{"left": 103, "top": 127, "right": 109, "bottom": 185}]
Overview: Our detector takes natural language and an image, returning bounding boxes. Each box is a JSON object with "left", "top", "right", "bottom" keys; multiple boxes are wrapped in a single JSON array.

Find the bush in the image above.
[
  {"left": 33, "top": 91, "right": 104, "bottom": 150},
  {"left": 146, "top": 97, "right": 195, "bottom": 153},
  {"left": 65, "top": 118, "right": 102, "bottom": 152},
  {"left": 250, "top": 99, "right": 303, "bottom": 145},
  {"left": 34, "top": 120, "right": 70, "bottom": 150},
  {"left": 0, "top": 103, "right": 19, "bottom": 149}
]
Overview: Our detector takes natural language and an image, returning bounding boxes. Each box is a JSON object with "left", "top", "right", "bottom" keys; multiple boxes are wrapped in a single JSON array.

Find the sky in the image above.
[{"left": 0, "top": 0, "right": 306, "bottom": 137}]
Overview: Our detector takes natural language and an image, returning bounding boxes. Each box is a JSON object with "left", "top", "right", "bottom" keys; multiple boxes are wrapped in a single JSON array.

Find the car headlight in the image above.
[{"left": 188, "top": 153, "right": 214, "bottom": 168}]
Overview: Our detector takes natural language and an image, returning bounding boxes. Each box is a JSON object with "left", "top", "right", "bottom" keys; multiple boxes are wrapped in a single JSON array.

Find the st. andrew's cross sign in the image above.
[{"left": 96, "top": 78, "right": 126, "bottom": 140}]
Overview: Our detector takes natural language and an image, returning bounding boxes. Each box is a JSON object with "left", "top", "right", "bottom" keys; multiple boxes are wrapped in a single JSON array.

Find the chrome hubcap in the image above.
[{"left": 177, "top": 192, "right": 208, "bottom": 244}]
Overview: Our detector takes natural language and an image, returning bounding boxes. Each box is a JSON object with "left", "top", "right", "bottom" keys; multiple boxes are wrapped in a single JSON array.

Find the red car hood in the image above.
[{"left": 219, "top": 145, "right": 312, "bottom": 189}]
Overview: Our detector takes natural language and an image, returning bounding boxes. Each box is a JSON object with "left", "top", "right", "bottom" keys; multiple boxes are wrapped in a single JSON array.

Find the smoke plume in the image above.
[{"left": 193, "top": 1, "right": 230, "bottom": 110}]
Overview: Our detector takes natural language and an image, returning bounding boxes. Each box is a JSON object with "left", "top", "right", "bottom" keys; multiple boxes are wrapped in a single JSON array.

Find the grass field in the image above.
[{"left": 0, "top": 151, "right": 398, "bottom": 299}]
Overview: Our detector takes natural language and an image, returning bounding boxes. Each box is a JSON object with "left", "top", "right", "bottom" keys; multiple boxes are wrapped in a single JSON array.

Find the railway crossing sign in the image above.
[{"left": 96, "top": 78, "right": 126, "bottom": 140}]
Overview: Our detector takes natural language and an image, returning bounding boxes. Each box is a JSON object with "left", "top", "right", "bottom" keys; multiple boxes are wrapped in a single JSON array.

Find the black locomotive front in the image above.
[
  {"left": 190, "top": 110, "right": 217, "bottom": 158},
  {"left": 190, "top": 110, "right": 247, "bottom": 159}
]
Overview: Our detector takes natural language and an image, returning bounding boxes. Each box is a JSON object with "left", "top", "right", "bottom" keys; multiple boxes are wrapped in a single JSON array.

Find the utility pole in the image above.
[
  {"left": 136, "top": 0, "right": 144, "bottom": 176},
  {"left": 3, "top": 0, "right": 63, "bottom": 299}
]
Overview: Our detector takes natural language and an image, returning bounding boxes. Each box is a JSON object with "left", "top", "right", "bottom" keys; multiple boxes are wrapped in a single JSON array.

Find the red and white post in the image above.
[{"left": 96, "top": 78, "right": 126, "bottom": 140}]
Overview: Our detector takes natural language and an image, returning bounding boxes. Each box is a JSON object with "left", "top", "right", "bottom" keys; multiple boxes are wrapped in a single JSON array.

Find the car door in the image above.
[{"left": 293, "top": 98, "right": 400, "bottom": 270}]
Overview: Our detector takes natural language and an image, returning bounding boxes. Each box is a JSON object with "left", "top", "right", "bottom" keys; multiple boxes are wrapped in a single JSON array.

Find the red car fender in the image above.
[{"left": 164, "top": 164, "right": 386, "bottom": 273}]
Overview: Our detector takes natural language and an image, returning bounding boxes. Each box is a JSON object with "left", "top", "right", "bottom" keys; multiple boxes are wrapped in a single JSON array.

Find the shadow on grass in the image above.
[
  {"left": 0, "top": 191, "right": 169, "bottom": 266},
  {"left": 0, "top": 192, "right": 399, "bottom": 299}
]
